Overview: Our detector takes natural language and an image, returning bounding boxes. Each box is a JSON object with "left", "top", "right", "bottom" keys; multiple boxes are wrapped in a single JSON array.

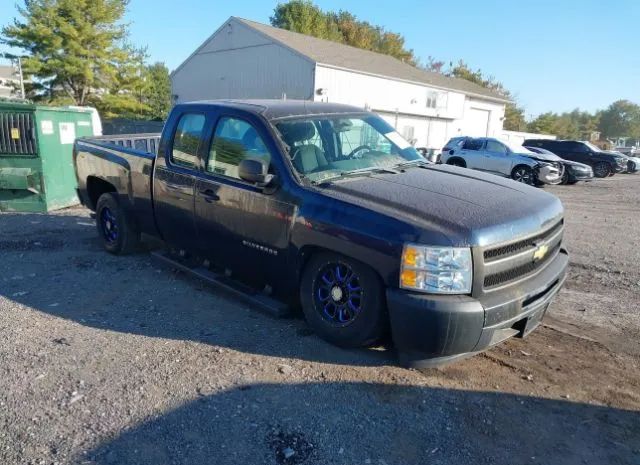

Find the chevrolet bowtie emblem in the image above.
[{"left": 533, "top": 243, "right": 549, "bottom": 261}]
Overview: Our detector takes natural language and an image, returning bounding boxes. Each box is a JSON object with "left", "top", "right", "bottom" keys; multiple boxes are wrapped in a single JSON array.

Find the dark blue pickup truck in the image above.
[{"left": 73, "top": 100, "right": 568, "bottom": 367}]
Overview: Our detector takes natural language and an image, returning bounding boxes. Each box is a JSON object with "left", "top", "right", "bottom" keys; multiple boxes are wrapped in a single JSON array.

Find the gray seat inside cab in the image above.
[{"left": 279, "top": 122, "right": 328, "bottom": 173}]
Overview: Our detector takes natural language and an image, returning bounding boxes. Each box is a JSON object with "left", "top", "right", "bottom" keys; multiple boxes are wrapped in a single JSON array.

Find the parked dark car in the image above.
[
  {"left": 523, "top": 139, "right": 627, "bottom": 178},
  {"left": 74, "top": 100, "right": 568, "bottom": 367},
  {"left": 524, "top": 146, "right": 594, "bottom": 184}
]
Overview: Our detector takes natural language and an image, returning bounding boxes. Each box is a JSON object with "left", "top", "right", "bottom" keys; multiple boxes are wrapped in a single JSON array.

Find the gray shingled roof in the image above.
[{"left": 235, "top": 18, "right": 509, "bottom": 103}]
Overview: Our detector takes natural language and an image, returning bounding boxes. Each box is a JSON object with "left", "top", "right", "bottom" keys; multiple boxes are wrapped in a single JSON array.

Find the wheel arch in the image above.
[
  {"left": 86, "top": 176, "right": 117, "bottom": 211},
  {"left": 446, "top": 157, "right": 467, "bottom": 167},
  {"left": 296, "top": 244, "right": 388, "bottom": 289}
]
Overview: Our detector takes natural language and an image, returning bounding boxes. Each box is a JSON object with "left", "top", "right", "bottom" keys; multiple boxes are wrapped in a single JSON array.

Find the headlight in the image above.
[{"left": 400, "top": 245, "right": 473, "bottom": 294}]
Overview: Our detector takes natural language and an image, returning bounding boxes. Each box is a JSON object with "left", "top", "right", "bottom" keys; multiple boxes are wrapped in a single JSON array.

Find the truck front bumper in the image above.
[{"left": 387, "top": 248, "right": 569, "bottom": 368}]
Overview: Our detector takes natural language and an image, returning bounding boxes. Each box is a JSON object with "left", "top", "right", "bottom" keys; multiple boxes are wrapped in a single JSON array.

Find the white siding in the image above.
[
  {"left": 498, "top": 130, "right": 556, "bottom": 146},
  {"left": 314, "top": 65, "right": 466, "bottom": 119},
  {"left": 171, "top": 20, "right": 315, "bottom": 103},
  {"left": 314, "top": 65, "right": 505, "bottom": 149}
]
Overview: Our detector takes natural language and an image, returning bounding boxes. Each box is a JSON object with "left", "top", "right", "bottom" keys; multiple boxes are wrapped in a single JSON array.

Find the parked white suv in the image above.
[{"left": 441, "top": 137, "right": 562, "bottom": 185}]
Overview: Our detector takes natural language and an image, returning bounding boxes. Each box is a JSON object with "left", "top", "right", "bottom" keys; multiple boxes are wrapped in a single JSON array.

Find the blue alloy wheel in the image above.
[
  {"left": 100, "top": 206, "right": 119, "bottom": 244},
  {"left": 314, "top": 262, "right": 363, "bottom": 326}
]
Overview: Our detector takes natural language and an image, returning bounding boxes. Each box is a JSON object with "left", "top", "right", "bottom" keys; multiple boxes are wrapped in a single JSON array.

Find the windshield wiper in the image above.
[
  {"left": 317, "top": 166, "right": 400, "bottom": 184},
  {"left": 395, "top": 159, "right": 431, "bottom": 169}
]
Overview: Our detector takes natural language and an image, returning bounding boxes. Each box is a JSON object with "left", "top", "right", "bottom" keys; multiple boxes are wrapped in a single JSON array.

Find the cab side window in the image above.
[
  {"left": 171, "top": 113, "right": 205, "bottom": 168},
  {"left": 207, "top": 117, "right": 271, "bottom": 179}
]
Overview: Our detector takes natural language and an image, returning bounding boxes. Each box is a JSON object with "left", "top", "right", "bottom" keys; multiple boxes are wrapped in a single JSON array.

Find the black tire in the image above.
[
  {"left": 447, "top": 158, "right": 466, "bottom": 168},
  {"left": 593, "top": 162, "right": 612, "bottom": 178},
  {"left": 95, "top": 192, "right": 140, "bottom": 255},
  {"left": 560, "top": 169, "right": 570, "bottom": 185},
  {"left": 300, "top": 252, "right": 387, "bottom": 348},
  {"left": 566, "top": 180, "right": 579, "bottom": 185},
  {"left": 511, "top": 165, "right": 534, "bottom": 185}
]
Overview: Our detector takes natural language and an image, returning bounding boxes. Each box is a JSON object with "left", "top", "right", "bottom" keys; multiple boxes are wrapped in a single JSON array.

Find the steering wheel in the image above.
[{"left": 347, "top": 145, "right": 372, "bottom": 158}]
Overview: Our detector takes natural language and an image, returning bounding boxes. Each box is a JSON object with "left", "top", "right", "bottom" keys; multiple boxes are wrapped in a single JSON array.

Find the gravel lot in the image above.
[{"left": 1, "top": 175, "right": 639, "bottom": 465}]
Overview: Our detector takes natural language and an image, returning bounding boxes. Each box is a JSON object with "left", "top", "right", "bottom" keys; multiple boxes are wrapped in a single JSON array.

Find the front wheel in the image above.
[
  {"left": 95, "top": 193, "right": 140, "bottom": 255},
  {"left": 300, "top": 252, "right": 387, "bottom": 348},
  {"left": 511, "top": 165, "right": 534, "bottom": 185},
  {"left": 593, "top": 162, "right": 612, "bottom": 178}
]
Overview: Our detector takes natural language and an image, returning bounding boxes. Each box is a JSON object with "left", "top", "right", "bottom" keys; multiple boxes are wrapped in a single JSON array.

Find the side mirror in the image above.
[{"left": 238, "top": 158, "right": 275, "bottom": 187}]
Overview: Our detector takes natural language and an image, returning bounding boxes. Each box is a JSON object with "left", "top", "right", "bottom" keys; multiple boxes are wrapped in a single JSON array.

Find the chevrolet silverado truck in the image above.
[{"left": 74, "top": 100, "right": 568, "bottom": 367}]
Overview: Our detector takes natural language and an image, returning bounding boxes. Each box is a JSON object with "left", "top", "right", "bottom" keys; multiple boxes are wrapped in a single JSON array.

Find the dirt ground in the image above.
[{"left": 0, "top": 175, "right": 639, "bottom": 465}]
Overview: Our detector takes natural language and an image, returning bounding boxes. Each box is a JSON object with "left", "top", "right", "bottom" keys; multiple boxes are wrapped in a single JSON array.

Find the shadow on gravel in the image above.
[
  {"left": 0, "top": 212, "right": 394, "bottom": 368},
  {"left": 81, "top": 382, "right": 640, "bottom": 465}
]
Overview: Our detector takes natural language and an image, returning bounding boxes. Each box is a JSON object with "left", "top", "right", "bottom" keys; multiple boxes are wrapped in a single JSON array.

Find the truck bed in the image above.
[{"left": 74, "top": 133, "right": 160, "bottom": 237}]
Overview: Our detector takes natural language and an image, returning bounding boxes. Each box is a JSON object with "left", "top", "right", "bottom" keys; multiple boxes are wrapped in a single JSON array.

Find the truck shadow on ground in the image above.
[
  {"left": 81, "top": 382, "right": 639, "bottom": 465},
  {"left": 1, "top": 212, "right": 394, "bottom": 367}
]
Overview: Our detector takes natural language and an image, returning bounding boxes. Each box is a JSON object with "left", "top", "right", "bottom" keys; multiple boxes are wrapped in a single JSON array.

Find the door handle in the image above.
[
  {"left": 165, "top": 182, "right": 182, "bottom": 190},
  {"left": 199, "top": 189, "right": 220, "bottom": 202}
]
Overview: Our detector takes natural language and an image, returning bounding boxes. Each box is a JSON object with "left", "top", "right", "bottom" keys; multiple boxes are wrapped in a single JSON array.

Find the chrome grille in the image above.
[
  {"left": 484, "top": 242, "right": 561, "bottom": 288},
  {"left": 482, "top": 220, "right": 564, "bottom": 290},
  {"left": 484, "top": 220, "right": 563, "bottom": 262}
]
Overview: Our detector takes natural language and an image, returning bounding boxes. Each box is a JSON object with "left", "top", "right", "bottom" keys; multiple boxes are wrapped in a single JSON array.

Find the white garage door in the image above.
[
  {"left": 466, "top": 108, "right": 490, "bottom": 137},
  {"left": 426, "top": 118, "right": 448, "bottom": 150}
]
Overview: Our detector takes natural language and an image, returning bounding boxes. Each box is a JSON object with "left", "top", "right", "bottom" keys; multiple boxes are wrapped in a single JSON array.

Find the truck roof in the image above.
[{"left": 185, "top": 99, "right": 368, "bottom": 120}]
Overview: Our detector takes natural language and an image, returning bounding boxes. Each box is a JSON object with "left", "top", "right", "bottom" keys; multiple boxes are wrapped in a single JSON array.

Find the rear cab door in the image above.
[
  {"left": 194, "top": 107, "right": 296, "bottom": 289},
  {"left": 152, "top": 108, "right": 210, "bottom": 250}
]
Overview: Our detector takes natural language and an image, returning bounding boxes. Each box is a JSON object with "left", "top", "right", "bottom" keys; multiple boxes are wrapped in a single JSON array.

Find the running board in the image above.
[{"left": 151, "top": 250, "right": 291, "bottom": 318}]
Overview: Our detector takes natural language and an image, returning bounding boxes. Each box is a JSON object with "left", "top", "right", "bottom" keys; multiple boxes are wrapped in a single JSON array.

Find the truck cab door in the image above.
[
  {"left": 194, "top": 113, "right": 295, "bottom": 290},
  {"left": 152, "top": 112, "right": 208, "bottom": 250}
]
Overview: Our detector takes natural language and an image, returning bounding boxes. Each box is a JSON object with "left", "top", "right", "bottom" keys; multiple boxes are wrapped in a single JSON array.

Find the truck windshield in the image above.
[{"left": 275, "top": 114, "right": 422, "bottom": 182}]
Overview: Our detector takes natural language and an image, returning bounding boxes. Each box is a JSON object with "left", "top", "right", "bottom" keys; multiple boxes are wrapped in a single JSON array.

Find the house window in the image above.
[
  {"left": 403, "top": 126, "right": 415, "bottom": 142},
  {"left": 426, "top": 91, "right": 438, "bottom": 109}
]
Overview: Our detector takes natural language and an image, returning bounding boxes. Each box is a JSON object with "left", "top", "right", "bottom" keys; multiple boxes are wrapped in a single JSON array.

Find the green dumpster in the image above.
[{"left": 0, "top": 102, "right": 94, "bottom": 212}]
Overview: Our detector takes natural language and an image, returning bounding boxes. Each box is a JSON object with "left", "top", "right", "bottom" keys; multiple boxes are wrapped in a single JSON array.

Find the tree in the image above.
[
  {"left": 1, "top": 0, "right": 138, "bottom": 107},
  {"left": 271, "top": 1, "right": 417, "bottom": 64},
  {"left": 598, "top": 100, "right": 640, "bottom": 139},
  {"left": 526, "top": 109, "right": 601, "bottom": 139},
  {"left": 143, "top": 62, "right": 172, "bottom": 120}
]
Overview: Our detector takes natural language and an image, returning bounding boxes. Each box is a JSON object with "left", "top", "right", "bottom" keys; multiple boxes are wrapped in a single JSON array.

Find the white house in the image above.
[
  {"left": 171, "top": 17, "right": 510, "bottom": 149},
  {"left": 0, "top": 64, "right": 19, "bottom": 98}
]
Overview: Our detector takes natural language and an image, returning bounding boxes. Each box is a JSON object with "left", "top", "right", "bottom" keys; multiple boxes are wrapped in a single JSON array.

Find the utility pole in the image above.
[{"left": 17, "top": 56, "right": 25, "bottom": 100}]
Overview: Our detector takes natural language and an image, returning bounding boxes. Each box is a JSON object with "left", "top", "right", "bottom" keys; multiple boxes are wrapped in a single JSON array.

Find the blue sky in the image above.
[{"left": 1, "top": 0, "right": 638, "bottom": 117}]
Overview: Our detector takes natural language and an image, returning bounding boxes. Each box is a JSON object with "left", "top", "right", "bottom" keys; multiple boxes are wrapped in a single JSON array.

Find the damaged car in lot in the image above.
[
  {"left": 525, "top": 146, "right": 594, "bottom": 184},
  {"left": 74, "top": 100, "right": 568, "bottom": 367},
  {"left": 524, "top": 139, "right": 627, "bottom": 178},
  {"left": 441, "top": 137, "right": 562, "bottom": 186}
]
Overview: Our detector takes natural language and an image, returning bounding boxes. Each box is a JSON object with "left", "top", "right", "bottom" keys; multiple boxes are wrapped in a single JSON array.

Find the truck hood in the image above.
[{"left": 319, "top": 164, "right": 563, "bottom": 247}]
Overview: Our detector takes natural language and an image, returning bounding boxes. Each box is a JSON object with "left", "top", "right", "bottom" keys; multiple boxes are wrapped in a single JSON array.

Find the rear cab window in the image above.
[{"left": 171, "top": 113, "right": 206, "bottom": 168}]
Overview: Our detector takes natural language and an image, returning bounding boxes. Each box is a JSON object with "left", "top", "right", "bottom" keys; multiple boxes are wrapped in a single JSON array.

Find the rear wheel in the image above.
[
  {"left": 593, "top": 162, "right": 612, "bottom": 178},
  {"left": 511, "top": 165, "right": 534, "bottom": 185},
  {"left": 300, "top": 252, "right": 387, "bottom": 348},
  {"left": 95, "top": 193, "right": 140, "bottom": 255}
]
